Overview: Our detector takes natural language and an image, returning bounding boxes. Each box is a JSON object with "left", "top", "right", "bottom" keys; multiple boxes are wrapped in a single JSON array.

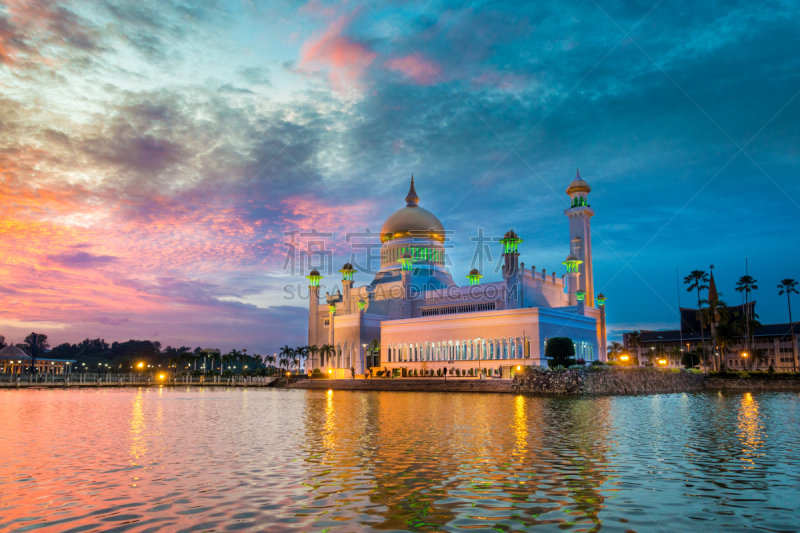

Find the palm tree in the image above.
[
  {"left": 266, "top": 355, "right": 276, "bottom": 375},
  {"left": 607, "top": 341, "right": 623, "bottom": 361},
  {"left": 716, "top": 321, "right": 738, "bottom": 370},
  {"left": 279, "top": 345, "right": 294, "bottom": 371},
  {"left": 778, "top": 279, "right": 798, "bottom": 372},
  {"left": 736, "top": 275, "right": 758, "bottom": 354},
  {"left": 684, "top": 270, "right": 710, "bottom": 367},
  {"left": 227, "top": 349, "right": 243, "bottom": 374},
  {"left": 698, "top": 297, "right": 728, "bottom": 371},
  {"left": 295, "top": 346, "right": 309, "bottom": 372},
  {"left": 307, "top": 345, "right": 320, "bottom": 370},
  {"left": 753, "top": 348, "right": 768, "bottom": 370},
  {"left": 627, "top": 331, "right": 641, "bottom": 364},
  {"left": 319, "top": 344, "right": 335, "bottom": 369}
]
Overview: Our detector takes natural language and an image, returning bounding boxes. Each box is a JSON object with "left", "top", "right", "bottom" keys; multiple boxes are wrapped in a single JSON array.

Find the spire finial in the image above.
[
  {"left": 405, "top": 174, "right": 419, "bottom": 206},
  {"left": 576, "top": 168, "right": 581, "bottom": 179}
]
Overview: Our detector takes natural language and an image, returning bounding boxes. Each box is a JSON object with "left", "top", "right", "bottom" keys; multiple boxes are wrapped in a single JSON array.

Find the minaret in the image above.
[
  {"left": 500, "top": 230, "right": 522, "bottom": 309},
  {"left": 565, "top": 169, "right": 595, "bottom": 306},
  {"left": 306, "top": 269, "right": 322, "bottom": 369},
  {"left": 339, "top": 263, "right": 355, "bottom": 314}
]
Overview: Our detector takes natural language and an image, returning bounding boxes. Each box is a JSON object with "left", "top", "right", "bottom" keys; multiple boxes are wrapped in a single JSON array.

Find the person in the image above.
[{"left": 350, "top": 366, "right": 355, "bottom": 379}]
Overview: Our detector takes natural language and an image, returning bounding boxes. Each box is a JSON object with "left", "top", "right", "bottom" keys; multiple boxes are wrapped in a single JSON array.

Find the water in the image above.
[{"left": 1, "top": 388, "right": 798, "bottom": 533}]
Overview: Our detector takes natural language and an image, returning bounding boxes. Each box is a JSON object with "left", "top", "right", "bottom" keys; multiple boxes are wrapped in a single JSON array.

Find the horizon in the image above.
[{"left": 2, "top": 0, "right": 799, "bottom": 354}]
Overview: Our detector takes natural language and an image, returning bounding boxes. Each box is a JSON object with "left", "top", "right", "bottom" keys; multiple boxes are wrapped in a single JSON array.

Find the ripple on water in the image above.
[{"left": 0, "top": 388, "right": 798, "bottom": 532}]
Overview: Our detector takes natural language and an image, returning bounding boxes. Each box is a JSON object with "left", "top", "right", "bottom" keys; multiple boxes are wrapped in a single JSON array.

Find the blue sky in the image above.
[{"left": 1, "top": 0, "right": 798, "bottom": 353}]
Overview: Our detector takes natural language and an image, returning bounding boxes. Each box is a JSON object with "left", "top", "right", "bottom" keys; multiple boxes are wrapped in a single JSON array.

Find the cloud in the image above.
[
  {"left": 46, "top": 251, "right": 118, "bottom": 268},
  {"left": 299, "top": 15, "right": 376, "bottom": 89},
  {"left": 385, "top": 54, "right": 440, "bottom": 85}
]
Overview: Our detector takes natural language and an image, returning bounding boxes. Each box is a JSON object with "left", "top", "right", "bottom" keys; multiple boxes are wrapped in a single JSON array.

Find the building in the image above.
[
  {"left": 622, "top": 303, "right": 799, "bottom": 371},
  {"left": 307, "top": 172, "right": 608, "bottom": 377},
  {"left": 0, "top": 344, "right": 76, "bottom": 374}
]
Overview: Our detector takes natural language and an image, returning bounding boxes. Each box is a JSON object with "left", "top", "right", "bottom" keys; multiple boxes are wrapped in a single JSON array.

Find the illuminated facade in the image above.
[{"left": 308, "top": 172, "right": 608, "bottom": 377}]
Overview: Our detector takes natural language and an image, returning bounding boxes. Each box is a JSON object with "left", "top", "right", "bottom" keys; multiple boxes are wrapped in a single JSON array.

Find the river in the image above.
[{"left": 1, "top": 388, "right": 798, "bottom": 532}]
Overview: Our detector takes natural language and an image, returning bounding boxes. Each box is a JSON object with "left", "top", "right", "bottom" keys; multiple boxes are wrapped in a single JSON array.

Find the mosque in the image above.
[{"left": 307, "top": 172, "right": 608, "bottom": 377}]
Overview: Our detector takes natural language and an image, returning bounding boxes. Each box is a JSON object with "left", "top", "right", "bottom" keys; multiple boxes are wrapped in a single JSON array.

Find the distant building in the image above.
[
  {"left": 622, "top": 303, "right": 799, "bottom": 370},
  {"left": 0, "top": 345, "right": 76, "bottom": 374},
  {"left": 307, "top": 172, "right": 608, "bottom": 377}
]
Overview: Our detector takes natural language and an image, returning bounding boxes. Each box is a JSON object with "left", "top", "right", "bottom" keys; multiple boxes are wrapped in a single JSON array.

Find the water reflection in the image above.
[
  {"left": 737, "top": 392, "right": 765, "bottom": 467},
  {"left": 0, "top": 389, "right": 798, "bottom": 533},
  {"left": 130, "top": 388, "right": 146, "bottom": 461}
]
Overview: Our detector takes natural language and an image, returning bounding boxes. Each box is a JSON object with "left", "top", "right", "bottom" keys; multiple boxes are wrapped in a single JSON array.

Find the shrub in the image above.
[
  {"left": 670, "top": 367, "right": 681, "bottom": 373},
  {"left": 689, "top": 368, "right": 702, "bottom": 374},
  {"left": 590, "top": 360, "right": 604, "bottom": 366},
  {"left": 568, "top": 364, "right": 584, "bottom": 370},
  {"left": 402, "top": 368, "right": 407, "bottom": 377},
  {"left": 455, "top": 368, "right": 461, "bottom": 377},
  {"left": 545, "top": 337, "right": 576, "bottom": 367},
  {"left": 737, "top": 371, "right": 751, "bottom": 379},
  {"left": 606, "top": 361, "right": 620, "bottom": 367},
  {"left": 413, "top": 369, "right": 417, "bottom": 377},
  {"left": 576, "top": 358, "right": 586, "bottom": 366},
  {"left": 768, "top": 365, "right": 775, "bottom": 374}
]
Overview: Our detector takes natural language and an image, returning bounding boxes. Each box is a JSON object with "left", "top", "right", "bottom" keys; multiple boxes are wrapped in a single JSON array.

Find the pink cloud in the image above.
[
  {"left": 385, "top": 54, "right": 440, "bottom": 85},
  {"left": 299, "top": 16, "right": 376, "bottom": 89}
]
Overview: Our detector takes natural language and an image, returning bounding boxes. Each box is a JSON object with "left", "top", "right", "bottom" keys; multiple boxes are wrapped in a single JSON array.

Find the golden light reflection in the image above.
[
  {"left": 737, "top": 392, "right": 765, "bottom": 467},
  {"left": 512, "top": 395, "right": 527, "bottom": 459},
  {"left": 129, "top": 389, "right": 146, "bottom": 462},
  {"left": 324, "top": 389, "right": 336, "bottom": 449}
]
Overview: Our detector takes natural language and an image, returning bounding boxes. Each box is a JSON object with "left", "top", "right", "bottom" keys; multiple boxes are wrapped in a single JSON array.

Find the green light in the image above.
[
  {"left": 358, "top": 299, "right": 366, "bottom": 310},
  {"left": 307, "top": 274, "right": 322, "bottom": 286},
  {"left": 597, "top": 295, "right": 606, "bottom": 307},
  {"left": 339, "top": 266, "right": 355, "bottom": 281},
  {"left": 576, "top": 290, "right": 586, "bottom": 302},
  {"left": 499, "top": 234, "right": 522, "bottom": 255},
  {"left": 466, "top": 270, "right": 483, "bottom": 285},
  {"left": 329, "top": 304, "right": 336, "bottom": 313},
  {"left": 400, "top": 252, "right": 413, "bottom": 271}
]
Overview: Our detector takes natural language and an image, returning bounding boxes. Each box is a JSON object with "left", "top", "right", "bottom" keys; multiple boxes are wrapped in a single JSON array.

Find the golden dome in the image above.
[
  {"left": 566, "top": 169, "right": 591, "bottom": 195},
  {"left": 380, "top": 176, "right": 445, "bottom": 243}
]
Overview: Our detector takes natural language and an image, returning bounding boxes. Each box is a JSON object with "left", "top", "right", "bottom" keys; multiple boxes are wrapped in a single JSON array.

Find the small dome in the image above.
[
  {"left": 341, "top": 263, "right": 354, "bottom": 271},
  {"left": 502, "top": 230, "right": 520, "bottom": 241},
  {"left": 597, "top": 293, "right": 605, "bottom": 299},
  {"left": 468, "top": 268, "right": 480, "bottom": 276},
  {"left": 566, "top": 169, "right": 591, "bottom": 195},
  {"left": 309, "top": 269, "right": 321, "bottom": 277},
  {"left": 401, "top": 252, "right": 413, "bottom": 259},
  {"left": 564, "top": 253, "right": 579, "bottom": 262}
]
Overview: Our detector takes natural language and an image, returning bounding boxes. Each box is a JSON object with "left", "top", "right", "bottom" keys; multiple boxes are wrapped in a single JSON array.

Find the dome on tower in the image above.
[
  {"left": 380, "top": 176, "right": 445, "bottom": 243},
  {"left": 566, "top": 169, "right": 591, "bottom": 195}
]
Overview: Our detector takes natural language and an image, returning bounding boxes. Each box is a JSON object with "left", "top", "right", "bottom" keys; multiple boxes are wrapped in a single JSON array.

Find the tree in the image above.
[
  {"left": 778, "top": 279, "right": 798, "bottom": 372},
  {"left": 607, "top": 341, "right": 623, "bottom": 361},
  {"left": 295, "top": 346, "right": 309, "bottom": 371},
  {"left": 684, "top": 270, "right": 709, "bottom": 368},
  {"left": 698, "top": 297, "right": 728, "bottom": 371},
  {"left": 627, "top": 330, "right": 641, "bottom": 363},
  {"left": 0, "top": 336, "right": 6, "bottom": 349},
  {"left": 716, "top": 321, "right": 738, "bottom": 369},
  {"left": 24, "top": 332, "right": 50, "bottom": 354},
  {"left": 681, "top": 349, "right": 701, "bottom": 368},
  {"left": 307, "top": 345, "right": 320, "bottom": 370},
  {"left": 736, "top": 275, "right": 758, "bottom": 356},
  {"left": 266, "top": 355, "right": 276, "bottom": 375},
  {"left": 545, "top": 337, "right": 575, "bottom": 367},
  {"left": 279, "top": 345, "right": 294, "bottom": 370},
  {"left": 753, "top": 348, "right": 768, "bottom": 370},
  {"left": 319, "top": 344, "right": 335, "bottom": 368}
]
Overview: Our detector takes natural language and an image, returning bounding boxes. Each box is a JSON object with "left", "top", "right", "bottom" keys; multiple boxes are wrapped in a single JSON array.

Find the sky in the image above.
[{"left": 1, "top": 0, "right": 799, "bottom": 355}]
